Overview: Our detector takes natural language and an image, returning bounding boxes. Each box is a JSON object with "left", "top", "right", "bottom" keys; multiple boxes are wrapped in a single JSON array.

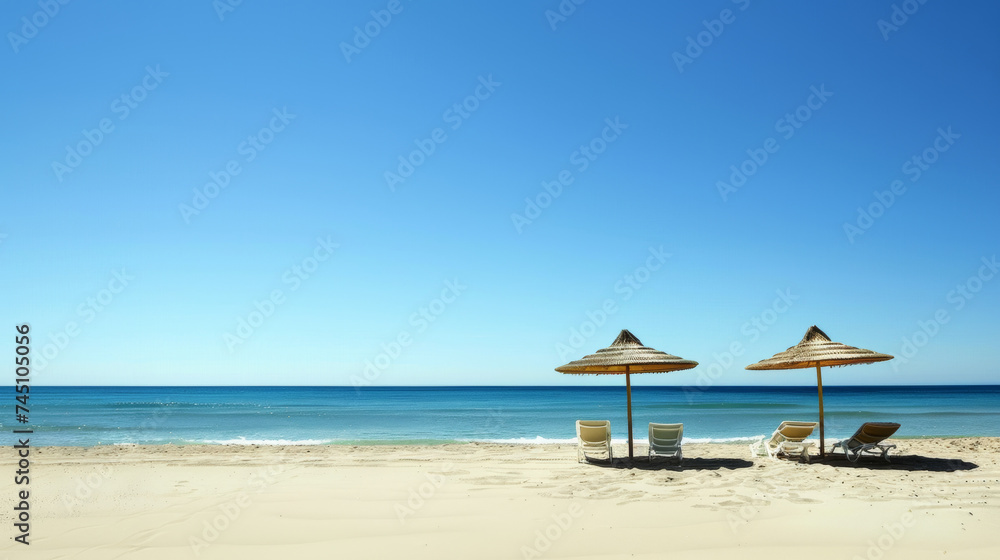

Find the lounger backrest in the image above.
[
  {"left": 773, "top": 421, "right": 817, "bottom": 443},
  {"left": 852, "top": 422, "right": 901, "bottom": 445},
  {"left": 577, "top": 421, "right": 610, "bottom": 444},
  {"left": 649, "top": 423, "right": 683, "bottom": 447}
]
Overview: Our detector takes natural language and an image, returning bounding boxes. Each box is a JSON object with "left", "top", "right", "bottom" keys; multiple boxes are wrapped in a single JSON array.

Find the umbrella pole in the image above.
[
  {"left": 816, "top": 365, "right": 825, "bottom": 458},
  {"left": 626, "top": 365, "right": 633, "bottom": 459}
]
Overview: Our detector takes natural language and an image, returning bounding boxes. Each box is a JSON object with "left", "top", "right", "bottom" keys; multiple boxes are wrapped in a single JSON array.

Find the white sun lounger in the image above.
[
  {"left": 830, "top": 422, "right": 900, "bottom": 463},
  {"left": 750, "top": 421, "right": 818, "bottom": 462},
  {"left": 648, "top": 422, "right": 683, "bottom": 463},
  {"left": 576, "top": 420, "right": 612, "bottom": 463}
]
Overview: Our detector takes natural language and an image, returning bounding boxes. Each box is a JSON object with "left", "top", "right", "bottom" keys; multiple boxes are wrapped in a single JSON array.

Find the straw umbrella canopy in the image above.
[
  {"left": 745, "top": 326, "right": 893, "bottom": 457},
  {"left": 556, "top": 329, "right": 698, "bottom": 459}
]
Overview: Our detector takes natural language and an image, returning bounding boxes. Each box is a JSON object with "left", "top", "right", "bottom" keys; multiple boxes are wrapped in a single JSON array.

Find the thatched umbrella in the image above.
[
  {"left": 556, "top": 329, "right": 698, "bottom": 459},
  {"left": 745, "top": 326, "right": 893, "bottom": 457}
]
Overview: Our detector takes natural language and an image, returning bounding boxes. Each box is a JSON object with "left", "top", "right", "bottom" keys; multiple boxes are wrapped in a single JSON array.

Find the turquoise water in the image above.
[{"left": 4, "top": 386, "right": 999, "bottom": 446}]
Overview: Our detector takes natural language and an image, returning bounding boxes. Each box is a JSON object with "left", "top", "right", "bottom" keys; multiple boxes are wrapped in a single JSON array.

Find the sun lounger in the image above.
[
  {"left": 648, "top": 423, "right": 683, "bottom": 462},
  {"left": 576, "top": 420, "right": 612, "bottom": 463},
  {"left": 829, "top": 422, "right": 900, "bottom": 463},
  {"left": 749, "top": 421, "right": 818, "bottom": 462}
]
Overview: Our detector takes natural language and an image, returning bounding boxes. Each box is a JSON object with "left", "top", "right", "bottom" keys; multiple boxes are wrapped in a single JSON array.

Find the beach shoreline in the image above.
[
  {"left": 25, "top": 385, "right": 1000, "bottom": 447},
  {"left": 26, "top": 432, "right": 995, "bottom": 448},
  {"left": 7, "top": 438, "right": 998, "bottom": 558}
]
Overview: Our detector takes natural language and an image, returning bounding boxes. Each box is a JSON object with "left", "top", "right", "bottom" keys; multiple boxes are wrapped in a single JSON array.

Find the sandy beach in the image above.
[{"left": 3, "top": 438, "right": 998, "bottom": 559}]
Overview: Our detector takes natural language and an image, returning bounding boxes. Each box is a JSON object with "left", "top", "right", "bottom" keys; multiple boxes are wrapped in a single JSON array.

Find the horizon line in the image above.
[{"left": 21, "top": 384, "right": 1000, "bottom": 388}]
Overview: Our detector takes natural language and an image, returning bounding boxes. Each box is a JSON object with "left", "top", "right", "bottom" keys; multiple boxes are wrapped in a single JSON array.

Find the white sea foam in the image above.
[
  {"left": 201, "top": 437, "right": 332, "bottom": 446},
  {"left": 682, "top": 435, "right": 766, "bottom": 444},
  {"left": 473, "top": 436, "right": 578, "bottom": 444},
  {"left": 473, "top": 435, "right": 768, "bottom": 445}
]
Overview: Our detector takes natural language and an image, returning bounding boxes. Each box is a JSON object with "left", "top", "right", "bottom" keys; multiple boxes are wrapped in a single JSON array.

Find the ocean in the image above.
[{"left": 6, "top": 386, "right": 999, "bottom": 446}]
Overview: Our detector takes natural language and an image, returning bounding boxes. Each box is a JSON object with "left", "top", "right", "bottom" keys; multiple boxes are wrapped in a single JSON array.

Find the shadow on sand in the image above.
[
  {"left": 582, "top": 456, "right": 754, "bottom": 471},
  {"left": 579, "top": 454, "right": 977, "bottom": 472},
  {"left": 810, "top": 453, "right": 978, "bottom": 472}
]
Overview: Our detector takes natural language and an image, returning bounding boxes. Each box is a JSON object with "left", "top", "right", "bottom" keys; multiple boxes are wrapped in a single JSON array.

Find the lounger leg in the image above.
[
  {"left": 879, "top": 444, "right": 895, "bottom": 463},
  {"left": 847, "top": 447, "right": 860, "bottom": 463}
]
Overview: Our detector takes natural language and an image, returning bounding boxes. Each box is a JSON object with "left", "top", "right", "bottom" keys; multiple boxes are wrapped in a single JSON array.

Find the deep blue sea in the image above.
[{"left": 4, "top": 386, "right": 999, "bottom": 446}]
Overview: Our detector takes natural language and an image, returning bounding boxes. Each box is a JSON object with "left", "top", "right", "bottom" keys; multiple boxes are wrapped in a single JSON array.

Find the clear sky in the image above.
[{"left": 3, "top": 1, "right": 998, "bottom": 386}]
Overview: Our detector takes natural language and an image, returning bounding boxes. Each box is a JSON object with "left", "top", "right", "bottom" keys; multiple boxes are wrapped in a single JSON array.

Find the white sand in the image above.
[{"left": 4, "top": 438, "right": 999, "bottom": 559}]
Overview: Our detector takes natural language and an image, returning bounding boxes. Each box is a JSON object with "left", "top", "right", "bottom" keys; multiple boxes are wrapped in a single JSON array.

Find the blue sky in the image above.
[{"left": 3, "top": 1, "right": 998, "bottom": 386}]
